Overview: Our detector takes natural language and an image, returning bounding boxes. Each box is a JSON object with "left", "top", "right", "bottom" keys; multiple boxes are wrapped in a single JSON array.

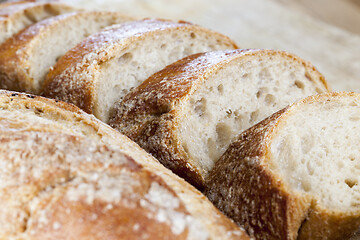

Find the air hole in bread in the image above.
[
  {"left": 259, "top": 68, "right": 271, "bottom": 79},
  {"left": 194, "top": 98, "right": 206, "bottom": 117},
  {"left": 304, "top": 71, "right": 312, "bottom": 81},
  {"left": 294, "top": 80, "right": 305, "bottom": 89},
  {"left": 190, "top": 32, "right": 196, "bottom": 39},
  {"left": 256, "top": 90, "right": 261, "bottom": 99},
  {"left": 226, "top": 109, "right": 232, "bottom": 118},
  {"left": 217, "top": 84, "right": 224, "bottom": 94},
  {"left": 250, "top": 110, "right": 260, "bottom": 123},
  {"left": 301, "top": 179, "right": 311, "bottom": 192},
  {"left": 265, "top": 94, "right": 275, "bottom": 106},
  {"left": 345, "top": 179, "right": 357, "bottom": 188},
  {"left": 23, "top": 9, "right": 37, "bottom": 23},
  {"left": 44, "top": 4, "right": 62, "bottom": 15},
  {"left": 207, "top": 138, "right": 216, "bottom": 160},
  {"left": 118, "top": 53, "right": 133, "bottom": 64},
  {"left": 338, "top": 161, "right": 344, "bottom": 169},
  {"left": 216, "top": 122, "right": 232, "bottom": 147},
  {"left": 160, "top": 44, "right": 167, "bottom": 49},
  {"left": 182, "top": 143, "right": 190, "bottom": 155}
]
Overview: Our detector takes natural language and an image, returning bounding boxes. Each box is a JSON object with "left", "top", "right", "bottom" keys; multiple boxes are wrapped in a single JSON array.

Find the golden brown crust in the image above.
[
  {"left": 42, "top": 18, "right": 238, "bottom": 113},
  {"left": 109, "top": 49, "right": 330, "bottom": 189},
  {"left": 205, "top": 106, "right": 311, "bottom": 239},
  {"left": 205, "top": 92, "right": 360, "bottom": 239},
  {"left": 0, "top": 90, "right": 249, "bottom": 240},
  {"left": 0, "top": 130, "right": 194, "bottom": 239}
]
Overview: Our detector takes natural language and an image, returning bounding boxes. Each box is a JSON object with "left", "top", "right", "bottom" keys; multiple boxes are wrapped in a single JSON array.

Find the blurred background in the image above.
[
  {"left": 56, "top": 0, "right": 360, "bottom": 92},
  {"left": 2, "top": 0, "right": 360, "bottom": 91}
]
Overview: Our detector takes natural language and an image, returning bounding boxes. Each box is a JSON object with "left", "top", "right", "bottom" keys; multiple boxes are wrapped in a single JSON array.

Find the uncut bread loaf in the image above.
[
  {"left": 206, "top": 92, "right": 360, "bottom": 240},
  {"left": 0, "top": 2, "right": 74, "bottom": 44},
  {"left": 0, "top": 11, "right": 134, "bottom": 94},
  {"left": 0, "top": 90, "right": 248, "bottom": 240},
  {"left": 109, "top": 49, "right": 330, "bottom": 189},
  {"left": 42, "top": 18, "right": 238, "bottom": 122}
]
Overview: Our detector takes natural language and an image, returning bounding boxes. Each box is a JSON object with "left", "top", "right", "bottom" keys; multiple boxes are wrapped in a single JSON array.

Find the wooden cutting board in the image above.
[{"left": 274, "top": 0, "right": 360, "bottom": 35}]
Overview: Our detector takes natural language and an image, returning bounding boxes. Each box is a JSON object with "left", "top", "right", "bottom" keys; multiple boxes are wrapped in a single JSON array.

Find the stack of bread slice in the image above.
[
  {"left": 42, "top": 18, "right": 238, "bottom": 122},
  {"left": 0, "top": 1, "right": 358, "bottom": 239},
  {"left": 0, "top": 11, "right": 135, "bottom": 93},
  {"left": 109, "top": 49, "right": 329, "bottom": 188}
]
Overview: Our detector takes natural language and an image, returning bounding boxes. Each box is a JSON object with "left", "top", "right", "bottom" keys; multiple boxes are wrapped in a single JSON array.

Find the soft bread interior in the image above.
[
  {"left": 177, "top": 54, "right": 327, "bottom": 175},
  {"left": 95, "top": 30, "right": 233, "bottom": 122},
  {"left": 270, "top": 95, "right": 360, "bottom": 211},
  {"left": 29, "top": 12, "right": 131, "bottom": 92}
]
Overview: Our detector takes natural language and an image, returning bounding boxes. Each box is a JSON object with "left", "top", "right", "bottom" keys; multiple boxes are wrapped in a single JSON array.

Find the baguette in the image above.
[
  {"left": 0, "top": 90, "right": 248, "bottom": 239},
  {"left": 42, "top": 18, "right": 238, "bottom": 122},
  {"left": 0, "top": 2, "right": 74, "bottom": 44},
  {"left": 205, "top": 92, "right": 360, "bottom": 239},
  {"left": 0, "top": 11, "right": 134, "bottom": 94},
  {"left": 109, "top": 49, "right": 330, "bottom": 189}
]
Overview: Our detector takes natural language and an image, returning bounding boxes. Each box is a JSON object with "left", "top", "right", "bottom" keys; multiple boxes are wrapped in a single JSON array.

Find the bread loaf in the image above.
[
  {"left": 109, "top": 49, "right": 330, "bottom": 189},
  {"left": 0, "top": 90, "right": 248, "bottom": 239},
  {"left": 0, "top": 2, "right": 74, "bottom": 44},
  {"left": 42, "top": 18, "right": 238, "bottom": 122},
  {"left": 205, "top": 92, "right": 360, "bottom": 239},
  {"left": 0, "top": 11, "right": 134, "bottom": 94}
]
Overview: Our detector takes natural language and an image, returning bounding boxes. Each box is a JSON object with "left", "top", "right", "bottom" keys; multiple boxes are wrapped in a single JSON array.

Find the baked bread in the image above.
[
  {"left": 42, "top": 18, "right": 238, "bottom": 122},
  {"left": 109, "top": 49, "right": 330, "bottom": 189},
  {"left": 205, "top": 92, "right": 360, "bottom": 240},
  {"left": 0, "top": 90, "right": 248, "bottom": 239},
  {"left": 0, "top": 11, "right": 134, "bottom": 94},
  {"left": 0, "top": 0, "right": 36, "bottom": 9},
  {"left": 0, "top": 2, "right": 74, "bottom": 44}
]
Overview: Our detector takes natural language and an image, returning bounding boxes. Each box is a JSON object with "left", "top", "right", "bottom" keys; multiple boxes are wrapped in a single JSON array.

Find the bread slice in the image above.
[
  {"left": 42, "top": 18, "right": 238, "bottom": 122},
  {"left": 0, "top": 2, "right": 74, "bottom": 44},
  {"left": 0, "top": 11, "right": 134, "bottom": 94},
  {"left": 206, "top": 92, "right": 360, "bottom": 240},
  {"left": 109, "top": 49, "right": 330, "bottom": 189},
  {"left": 0, "top": 90, "right": 248, "bottom": 240}
]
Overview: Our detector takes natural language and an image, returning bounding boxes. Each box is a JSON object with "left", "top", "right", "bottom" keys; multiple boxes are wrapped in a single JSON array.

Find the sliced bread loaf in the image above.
[
  {"left": 206, "top": 92, "right": 360, "bottom": 240},
  {"left": 0, "top": 90, "right": 248, "bottom": 239},
  {"left": 42, "top": 18, "right": 238, "bottom": 122},
  {"left": 109, "top": 49, "right": 330, "bottom": 189},
  {"left": 0, "top": 11, "right": 134, "bottom": 94},
  {"left": 0, "top": 2, "right": 74, "bottom": 44}
]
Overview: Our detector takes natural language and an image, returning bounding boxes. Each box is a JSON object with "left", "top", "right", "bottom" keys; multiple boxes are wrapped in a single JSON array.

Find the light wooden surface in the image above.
[{"left": 274, "top": 0, "right": 360, "bottom": 34}]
